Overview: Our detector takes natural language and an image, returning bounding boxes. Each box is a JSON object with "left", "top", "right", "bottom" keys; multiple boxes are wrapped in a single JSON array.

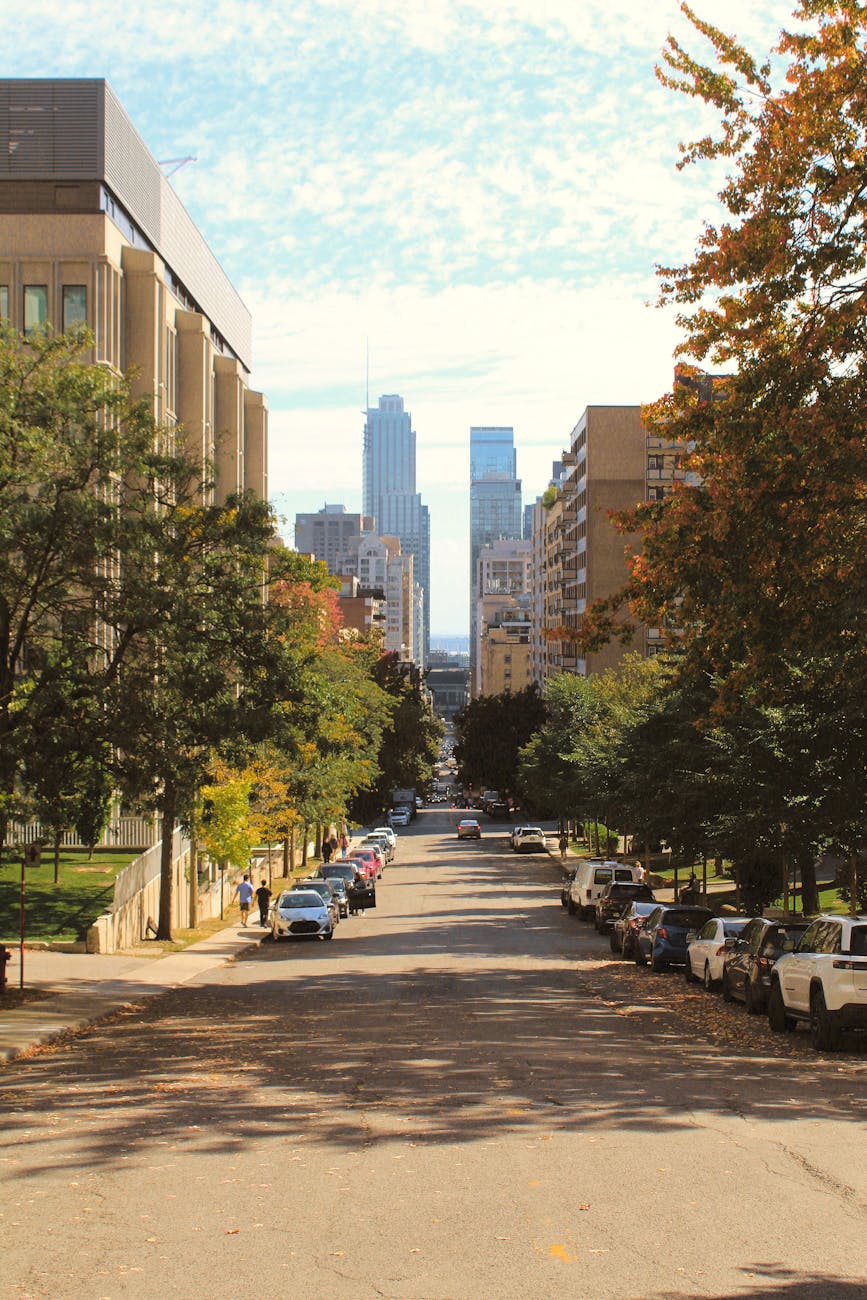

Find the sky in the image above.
[{"left": 10, "top": 0, "right": 797, "bottom": 635}]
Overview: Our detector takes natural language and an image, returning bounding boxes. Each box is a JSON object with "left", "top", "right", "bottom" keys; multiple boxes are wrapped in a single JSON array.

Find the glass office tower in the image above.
[
  {"left": 469, "top": 427, "right": 522, "bottom": 680},
  {"left": 362, "top": 395, "right": 430, "bottom": 665}
]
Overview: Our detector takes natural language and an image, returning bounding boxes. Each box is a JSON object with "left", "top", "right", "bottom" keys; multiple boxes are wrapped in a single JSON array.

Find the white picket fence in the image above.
[{"left": 6, "top": 816, "right": 159, "bottom": 852}]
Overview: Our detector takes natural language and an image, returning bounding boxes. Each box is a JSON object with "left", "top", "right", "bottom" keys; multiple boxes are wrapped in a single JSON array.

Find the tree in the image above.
[
  {"left": 0, "top": 325, "right": 168, "bottom": 852},
  {"left": 578, "top": 2, "right": 867, "bottom": 866},
  {"left": 454, "top": 684, "right": 546, "bottom": 801}
]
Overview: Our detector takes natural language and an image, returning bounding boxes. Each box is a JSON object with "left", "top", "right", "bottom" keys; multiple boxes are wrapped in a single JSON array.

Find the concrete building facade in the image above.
[
  {"left": 0, "top": 79, "right": 267, "bottom": 503},
  {"left": 337, "top": 532, "right": 414, "bottom": 662},
  {"left": 294, "top": 504, "right": 375, "bottom": 572}
]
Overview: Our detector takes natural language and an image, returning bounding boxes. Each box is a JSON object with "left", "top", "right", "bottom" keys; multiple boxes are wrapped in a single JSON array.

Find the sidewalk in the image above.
[{"left": 0, "top": 920, "right": 267, "bottom": 1064}]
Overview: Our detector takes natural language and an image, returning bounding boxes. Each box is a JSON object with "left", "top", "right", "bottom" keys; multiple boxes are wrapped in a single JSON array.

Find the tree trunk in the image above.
[
  {"left": 157, "top": 783, "right": 176, "bottom": 941},
  {"left": 301, "top": 824, "right": 308, "bottom": 867},
  {"left": 850, "top": 852, "right": 859, "bottom": 919},
  {"left": 799, "top": 854, "right": 819, "bottom": 916},
  {"left": 289, "top": 825, "right": 296, "bottom": 872},
  {"left": 188, "top": 836, "right": 199, "bottom": 929},
  {"left": 53, "top": 832, "right": 61, "bottom": 885},
  {"left": 782, "top": 857, "right": 789, "bottom": 916}
]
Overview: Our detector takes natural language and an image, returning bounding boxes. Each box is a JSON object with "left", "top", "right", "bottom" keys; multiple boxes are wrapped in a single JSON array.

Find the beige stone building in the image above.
[
  {"left": 0, "top": 79, "right": 266, "bottom": 503},
  {"left": 531, "top": 407, "right": 647, "bottom": 682},
  {"left": 473, "top": 537, "right": 531, "bottom": 696}
]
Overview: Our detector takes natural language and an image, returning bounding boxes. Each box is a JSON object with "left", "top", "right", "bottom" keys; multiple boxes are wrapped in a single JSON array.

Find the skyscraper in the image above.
[
  {"left": 362, "top": 394, "right": 430, "bottom": 665},
  {"left": 469, "top": 427, "right": 522, "bottom": 677}
]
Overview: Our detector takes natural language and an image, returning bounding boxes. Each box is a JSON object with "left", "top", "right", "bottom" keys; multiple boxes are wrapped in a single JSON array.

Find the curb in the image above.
[{"left": 0, "top": 932, "right": 264, "bottom": 1066}]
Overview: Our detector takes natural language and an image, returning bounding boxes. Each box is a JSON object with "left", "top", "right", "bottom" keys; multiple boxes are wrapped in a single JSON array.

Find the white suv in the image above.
[
  {"left": 768, "top": 914, "right": 867, "bottom": 1051},
  {"left": 511, "top": 827, "right": 547, "bottom": 853}
]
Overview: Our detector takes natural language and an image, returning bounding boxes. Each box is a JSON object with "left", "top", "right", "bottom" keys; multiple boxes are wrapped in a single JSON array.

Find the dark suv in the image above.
[
  {"left": 636, "top": 905, "right": 714, "bottom": 971},
  {"left": 722, "top": 916, "right": 810, "bottom": 1014},
  {"left": 595, "top": 882, "right": 656, "bottom": 933}
]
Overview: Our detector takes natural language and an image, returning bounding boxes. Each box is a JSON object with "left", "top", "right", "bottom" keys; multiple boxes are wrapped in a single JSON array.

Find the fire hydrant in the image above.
[{"left": 0, "top": 945, "right": 10, "bottom": 989}]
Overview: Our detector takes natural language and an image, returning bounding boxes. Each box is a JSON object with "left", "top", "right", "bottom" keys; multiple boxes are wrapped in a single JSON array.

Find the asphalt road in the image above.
[{"left": 1, "top": 808, "right": 865, "bottom": 1300}]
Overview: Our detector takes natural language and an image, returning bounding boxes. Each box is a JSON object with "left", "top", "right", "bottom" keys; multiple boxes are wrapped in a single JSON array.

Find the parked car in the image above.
[
  {"left": 344, "top": 855, "right": 376, "bottom": 883},
  {"left": 271, "top": 889, "right": 334, "bottom": 941},
  {"left": 372, "top": 826, "right": 397, "bottom": 850},
  {"left": 722, "top": 917, "right": 810, "bottom": 1014},
  {"left": 767, "top": 914, "right": 867, "bottom": 1051},
  {"left": 635, "top": 905, "right": 714, "bottom": 971},
  {"left": 512, "top": 826, "right": 547, "bottom": 853},
  {"left": 568, "top": 861, "right": 643, "bottom": 920},
  {"left": 361, "top": 834, "right": 392, "bottom": 864},
  {"left": 350, "top": 846, "right": 382, "bottom": 878},
  {"left": 561, "top": 865, "right": 579, "bottom": 909},
  {"left": 457, "top": 818, "right": 481, "bottom": 839},
  {"left": 317, "top": 861, "right": 365, "bottom": 891},
  {"left": 611, "top": 901, "right": 659, "bottom": 958},
  {"left": 292, "top": 877, "right": 340, "bottom": 927},
  {"left": 595, "top": 882, "right": 656, "bottom": 933},
  {"left": 685, "top": 916, "right": 752, "bottom": 989}
]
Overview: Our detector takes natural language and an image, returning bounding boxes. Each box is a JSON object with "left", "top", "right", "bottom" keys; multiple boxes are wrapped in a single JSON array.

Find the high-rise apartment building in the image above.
[
  {"left": 469, "top": 426, "right": 522, "bottom": 677},
  {"left": 530, "top": 408, "right": 646, "bottom": 681},
  {"left": 294, "top": 504, "right": 374, "bottom": 572},
  {"left": 362, "top": 394, "right": 430, "bottom": 666},
  {"left": 0, "top": 79, "right": 267, "bottom": 504},
  {"left": 336, "top": 532, "right": 414, "bottom": 662}
]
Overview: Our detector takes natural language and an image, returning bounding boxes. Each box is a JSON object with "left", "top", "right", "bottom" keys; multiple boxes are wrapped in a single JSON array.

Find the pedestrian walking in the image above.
[
  {"left": 233, "top": 873, "right": 254, "bottom": 926},
  {"left": 559, "top": 833, "right": 568, "bottom": 863},
  {"left": 255, "top": 880, "right": 272, "bottom": 927},
  {"left": 339, "top": 830, "right": 349, "bottom": 858},
  {"left": 322, "top": 837, "right": 333, "bottom": 864}
]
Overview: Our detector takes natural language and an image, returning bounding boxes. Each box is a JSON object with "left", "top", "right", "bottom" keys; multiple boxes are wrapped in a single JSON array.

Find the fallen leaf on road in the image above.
[
  {"left": 579, "top": 1204, "right": 590, "bottom": 1211},
  {"left": 225, "top": 1229, "right": 240, "bottom": 1236}
]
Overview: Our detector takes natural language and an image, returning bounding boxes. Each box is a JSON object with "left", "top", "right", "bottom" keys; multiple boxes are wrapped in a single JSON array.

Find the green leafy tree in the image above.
[
  {"left": 0, "top": 325, "right": 168, "bottom": 851},
  {"left": 455, "top": 684, "right": 546, "bottom": 802}
]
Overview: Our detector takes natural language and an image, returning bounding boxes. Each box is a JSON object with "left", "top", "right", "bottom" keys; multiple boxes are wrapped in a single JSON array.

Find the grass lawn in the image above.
[{"left": 0, "top": 849, "right": 138, "bottom": 944}]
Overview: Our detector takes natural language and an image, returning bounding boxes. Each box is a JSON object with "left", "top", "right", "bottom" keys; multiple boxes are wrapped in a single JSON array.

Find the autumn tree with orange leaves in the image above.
[{"left": 580, "top": 1, "right": 867, "bottom": 901}]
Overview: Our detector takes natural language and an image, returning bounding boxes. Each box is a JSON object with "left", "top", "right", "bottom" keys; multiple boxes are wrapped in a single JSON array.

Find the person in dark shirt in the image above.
[{"left": 255, "top": 881, "right": 272, "bottom": 927}]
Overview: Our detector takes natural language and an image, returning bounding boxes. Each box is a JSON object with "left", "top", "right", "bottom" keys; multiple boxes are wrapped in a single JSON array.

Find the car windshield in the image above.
[
  {"left": 722, "top": 920, "right": 750, "bottom": 936},
  {"left": 295, "top": 881, "right": 330, "bottom": 896},
  {"left": 279, "top": 892, "right": 323, "bottom": 909},
  {"left": 323, "top": 866, "right": 356, "bottom": 881}
]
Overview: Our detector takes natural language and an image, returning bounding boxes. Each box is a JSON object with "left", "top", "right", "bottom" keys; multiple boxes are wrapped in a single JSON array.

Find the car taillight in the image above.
[
  {"left": 715, "top": 944, "right": 727, "bottom": 956},
  {"left": 832, "top": 959, "right": 864, "bottom": 970},
  {"left": 756, "top": 956, "right": 772, "bottom": 969},
  {"left": 657, "top": 927, "right": 668, "bottom": 940}
]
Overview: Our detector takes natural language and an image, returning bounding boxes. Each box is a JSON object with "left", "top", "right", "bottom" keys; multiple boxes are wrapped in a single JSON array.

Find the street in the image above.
[{"left": 2, "top": 806, "right": 865, "bottom": 1300}]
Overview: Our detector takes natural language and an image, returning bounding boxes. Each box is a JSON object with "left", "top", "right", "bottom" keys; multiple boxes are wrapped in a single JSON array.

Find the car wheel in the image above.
[
  {"left": 650, "top": 949, "right": 667, "bottom": 973},
  {"left": 744, "top": 976, "right": 760, "bottom": 1015},
  {"left": 622, "top": 937, "right": 634, "bottom": 960},
  {"left": 767, "top": 981, "right": 795, "bottom": 1033},
  {"left": 703, "top": 962, "right": 715, "bottom": 992},
  {"left": 809, "top": 987, "right": 839, "bottom": 1052},
  {"left": 609, "top": 933, "right": 620, "bottom": 954},
  {"left": 567, "top": 898, "right": 576, "bottom": 915},
  {"left": 722, "top": 968, "right": 734, "bottom": 1002},
  {"left": 323, "top": 928, "right": 334, "bottom": 942},
  {"left": 635, "top": 946, "right": 647, "bottom": 966},
  {"left": 685, "top": 960, "right": 696, "bottom": 984}
]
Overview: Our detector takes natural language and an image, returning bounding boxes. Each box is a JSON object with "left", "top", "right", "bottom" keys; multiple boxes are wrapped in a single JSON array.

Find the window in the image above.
[
  {"left": 62, "top": 285, "right": 87, "bottom": 330},
  {"left": 0, "top": 286, "right": 8, "bottom": 320},
  {"left": 23, "top": 285, "right": 48, "bottom": 335}
]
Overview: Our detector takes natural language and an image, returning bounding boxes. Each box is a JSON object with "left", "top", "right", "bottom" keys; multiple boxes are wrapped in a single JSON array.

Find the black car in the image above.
[
  {"left": 595, "top": 882, "right": 656, "bottom": 933},
  {"left": 611, "top": 900, "right": 659, "bottom": 957},
  {"left": 722, "top": 916, "right": 810, "bottom": 1013}
]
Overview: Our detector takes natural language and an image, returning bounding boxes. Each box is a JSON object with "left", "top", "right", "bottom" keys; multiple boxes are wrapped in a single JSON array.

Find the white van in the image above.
[{"left": 568, "top": 860, "right": 643, "bottom": 920}]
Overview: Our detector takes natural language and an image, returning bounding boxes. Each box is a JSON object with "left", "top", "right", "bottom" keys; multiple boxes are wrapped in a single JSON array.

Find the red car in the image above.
[{"left": 347, "top": 849, "right": 380, "bottom": 880}]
